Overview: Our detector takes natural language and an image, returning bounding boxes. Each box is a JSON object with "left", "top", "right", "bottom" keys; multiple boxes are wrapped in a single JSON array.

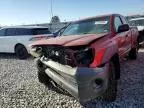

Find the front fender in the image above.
[{"left": 101, "top": 40, "right": 119, "bottom": 64}]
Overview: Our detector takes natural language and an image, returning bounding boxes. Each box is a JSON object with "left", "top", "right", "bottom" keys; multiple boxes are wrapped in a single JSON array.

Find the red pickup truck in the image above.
[{"left": 30, "top": 14, "right": 139, "bottom": 103}]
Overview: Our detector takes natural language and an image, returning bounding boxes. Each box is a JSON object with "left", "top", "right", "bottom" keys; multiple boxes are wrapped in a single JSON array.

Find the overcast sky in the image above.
[{"left": 0, "top": 0, "right": 144, "bottom": 26}]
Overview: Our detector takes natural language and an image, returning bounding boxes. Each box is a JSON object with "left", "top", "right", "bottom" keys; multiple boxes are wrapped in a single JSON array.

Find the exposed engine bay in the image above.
[{"left": 31, "top": 45, "right": 95, "bottom": 67}]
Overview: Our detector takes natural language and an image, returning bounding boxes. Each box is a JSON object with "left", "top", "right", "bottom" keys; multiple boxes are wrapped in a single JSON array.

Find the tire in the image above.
[
  {"left": 129, "top": 44, "right": 138, "bottom": 60},
  {"left": 137, "top": 37, "right": 140, "bottom": 50},
  {"left": 37, "top": 59, "right": 50, "bottom": 84},
  {"left": 15, "top": 45, "right": 29, "bottom": 59},
  {"left": 102, "top": 61, "right": 118, "bottom": 102}
]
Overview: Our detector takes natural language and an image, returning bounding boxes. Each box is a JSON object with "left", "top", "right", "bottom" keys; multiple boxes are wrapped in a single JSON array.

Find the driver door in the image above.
[{"left": 113, "top": 16, "right": 128, "bottom": 57}]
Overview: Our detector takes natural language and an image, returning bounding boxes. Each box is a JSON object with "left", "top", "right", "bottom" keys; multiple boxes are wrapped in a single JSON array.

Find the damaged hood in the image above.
[{"left": 31, "top": 33, "right": 107, "bottom": 47}]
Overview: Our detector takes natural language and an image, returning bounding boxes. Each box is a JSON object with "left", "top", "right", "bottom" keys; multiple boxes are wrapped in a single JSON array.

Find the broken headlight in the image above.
[
  {"left": 74, "top": 48, "right": 95, "bottom": 65},
  {"left": 30, "top": 46, "right": 43, "bottom": 58}
]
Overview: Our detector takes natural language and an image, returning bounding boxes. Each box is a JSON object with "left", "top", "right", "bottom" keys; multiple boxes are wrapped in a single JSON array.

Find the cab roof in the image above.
[{"left": 73, "top": 14, "right": 121, "bottom": 23}]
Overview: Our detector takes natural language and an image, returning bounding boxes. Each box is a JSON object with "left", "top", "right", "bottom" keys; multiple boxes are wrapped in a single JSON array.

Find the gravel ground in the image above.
[{"left": 0, "top": 50, "right": 144, "bottom": 108}]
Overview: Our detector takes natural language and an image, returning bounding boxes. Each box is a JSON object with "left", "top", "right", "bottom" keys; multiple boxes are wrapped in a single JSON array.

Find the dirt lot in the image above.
[{"left": 0, "top": 49, "right": 144, "bottom": 108}]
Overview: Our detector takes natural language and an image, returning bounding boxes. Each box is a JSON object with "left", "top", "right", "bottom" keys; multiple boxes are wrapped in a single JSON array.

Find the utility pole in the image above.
[
  {"left": 51, "top": 0, "right": 53, "bottom": 18},
  {"left": 49, "top": 0, "right": 54, "bottom": 32}
]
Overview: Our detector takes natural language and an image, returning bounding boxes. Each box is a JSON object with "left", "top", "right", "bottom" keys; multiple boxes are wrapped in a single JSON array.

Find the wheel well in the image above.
[
  {"left": 14, "top": 43, "right": 26, "bottom": 52},
  {"left": 111, "top": 53, "right": 120, "bottom": 80}
]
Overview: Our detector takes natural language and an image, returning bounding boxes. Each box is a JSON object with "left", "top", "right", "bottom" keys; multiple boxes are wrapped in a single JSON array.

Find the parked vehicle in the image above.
[
  {"left": 30, "top": 14, "right": 139, "bottom": 103},
  {"left": 0, "top": 26, "right": 53, "bottom": 59},
  {"left": 129, "top": 18, "right": 144, "bottom": 46}
]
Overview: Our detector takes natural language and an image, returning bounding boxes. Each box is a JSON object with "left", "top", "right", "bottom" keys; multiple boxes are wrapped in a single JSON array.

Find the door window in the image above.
[
  {"left": 15, "top": 28, "right": 32, "bottom": 36},
  {"left": 120, "top": 16, "right": 128, "bottom": 24},
  {"left": 114, "top": 16, "right": 123, "bottom": 32},
  {"left": 6, "top": 28, "right": 16, "bottom": 36},
  {"left": 0, "top": 29, "right": 6, "bottom": 36}
]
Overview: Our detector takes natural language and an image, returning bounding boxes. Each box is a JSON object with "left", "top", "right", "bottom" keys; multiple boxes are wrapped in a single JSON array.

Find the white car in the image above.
[
  {"left": 129, "top": 17, "right": 144, "bottom": 31},
  {"left": 0, "top": 26, "right": 53, "bottom": 59},
  {"left": 129, "top": 17, "right": 144, "bottom": 45}
]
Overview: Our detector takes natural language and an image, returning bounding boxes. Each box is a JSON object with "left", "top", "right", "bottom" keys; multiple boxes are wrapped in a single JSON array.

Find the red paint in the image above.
[{"left": 90, "top": 48, "right": 106, "bottom": 68}]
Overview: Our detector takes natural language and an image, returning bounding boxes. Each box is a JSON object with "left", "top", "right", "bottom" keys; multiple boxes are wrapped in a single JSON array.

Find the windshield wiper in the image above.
[
  {"left": 62, "top": 32, "right": 90, "bottom": 36},
  {"left": 79, "top": 32, "right": 89, "bottom": 35}
]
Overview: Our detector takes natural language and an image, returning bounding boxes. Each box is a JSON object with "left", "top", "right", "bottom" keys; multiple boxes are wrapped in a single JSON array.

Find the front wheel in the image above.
[
  {"left": 15, "top": 45, "right": 29, "bottom": 59},
  {"left": 37, "top": 59, "right": 50, "bottom": 84},
  {"left": 102, "top": 61, "right": 118, "bottom": 102}
]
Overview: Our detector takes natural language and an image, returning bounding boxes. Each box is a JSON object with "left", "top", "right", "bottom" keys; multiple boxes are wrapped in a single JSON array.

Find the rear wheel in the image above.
[
  {"left": 129, "top": 43, "right": 138, "bottom": 60},
  {"left": 15, "top": 44, "right": 29, "bottom": 59},
  {"left": 102, "top": 61, "right": 118, "bottom": 102}
]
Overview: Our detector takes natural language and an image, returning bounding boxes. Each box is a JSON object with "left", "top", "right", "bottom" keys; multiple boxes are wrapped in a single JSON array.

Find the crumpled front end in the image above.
[{"left": 30, "top": 45, "right": 109, "bottom": 102}]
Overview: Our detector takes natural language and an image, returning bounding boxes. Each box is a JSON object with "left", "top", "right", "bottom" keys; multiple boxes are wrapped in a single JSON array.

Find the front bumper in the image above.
[{"left": 39, "top": 58, "right": 109, "bottom": 102}]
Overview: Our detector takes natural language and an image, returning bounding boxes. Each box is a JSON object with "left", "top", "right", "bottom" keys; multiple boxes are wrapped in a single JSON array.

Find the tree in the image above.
[{"left": 50, "top": 16, "right": 60, "bottom": 23}]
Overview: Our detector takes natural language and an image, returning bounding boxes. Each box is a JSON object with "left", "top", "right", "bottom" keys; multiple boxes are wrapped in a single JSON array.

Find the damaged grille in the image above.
[{"left": 42, "top": 46, "right": 77, "bottom": 67}]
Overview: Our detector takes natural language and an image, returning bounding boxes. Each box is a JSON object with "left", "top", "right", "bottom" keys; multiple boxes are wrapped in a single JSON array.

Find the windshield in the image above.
[
  {"left": 61, "top": 16, "right": 110, "bottom": 36},
  {"left": 129, "top": 19, "right": 144, "bottom": 26}
]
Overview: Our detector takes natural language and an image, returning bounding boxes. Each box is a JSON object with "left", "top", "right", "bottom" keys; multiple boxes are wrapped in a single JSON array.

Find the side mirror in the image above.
[{"left": 117, "top": 24, "right": 130, "bottom": 33}]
